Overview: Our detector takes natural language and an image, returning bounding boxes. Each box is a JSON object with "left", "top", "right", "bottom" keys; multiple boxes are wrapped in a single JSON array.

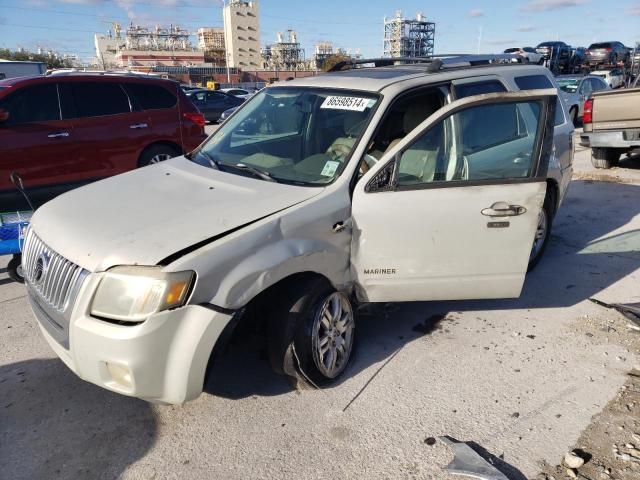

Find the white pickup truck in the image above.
[{"left": 23, "top": 57, "right": 573, "bottom": 404}]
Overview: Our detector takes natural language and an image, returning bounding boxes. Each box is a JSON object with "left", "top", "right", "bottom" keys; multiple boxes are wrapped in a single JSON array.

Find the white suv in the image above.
[{"left": 23, "top": 56, "right": 574, "bottom": 404}]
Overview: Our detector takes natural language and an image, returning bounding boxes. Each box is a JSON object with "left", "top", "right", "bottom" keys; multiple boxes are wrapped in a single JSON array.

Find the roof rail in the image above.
[{"left": 327, "top": 54, "right": 525, "bottom": 73}]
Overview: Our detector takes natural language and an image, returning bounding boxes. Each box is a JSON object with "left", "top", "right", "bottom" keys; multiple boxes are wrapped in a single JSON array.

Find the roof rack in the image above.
[{"left": 327, "top": 54, "right": 525, "bottom": 73}]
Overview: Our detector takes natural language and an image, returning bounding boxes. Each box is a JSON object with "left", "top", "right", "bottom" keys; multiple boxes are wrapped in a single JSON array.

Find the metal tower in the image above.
[{"left": 383, "top": 11, "right": 435, "bottom": 58}]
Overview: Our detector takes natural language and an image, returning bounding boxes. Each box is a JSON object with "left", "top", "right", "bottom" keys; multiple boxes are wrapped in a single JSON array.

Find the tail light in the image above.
[
  {"left": 583, "top": 98, "right": 593, "bottom": 124},
  {"left": 605, "top": 48, "right": 612, "bottom": 52},
  {"left": 183, "top": 112, "right": 205, "bottom": 128}
]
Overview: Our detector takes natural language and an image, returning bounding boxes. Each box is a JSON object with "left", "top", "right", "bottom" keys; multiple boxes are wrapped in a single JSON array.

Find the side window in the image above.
[
  {"left": 0, "top": 84, "right": 60, "bottom": 125},
  {"left": 395, "top": 100, "right": 543, "bottom": 187},
  {"left": 455, "top": 81, "right": 506, "bottom": 98},
  {"left": 70, "top": 82, "right": 131, "bottom": 118},
  {"left": 514, "top": 75, "right": 553, "bottom": 90},
  {"left": 207, "top": 92, "right": 226, "bottom": 103},
  {"left": 580, "top": 80, "right": 593, "bottom": 96},
  {"left": 124, "top": 83, "right": 176, "bottom": 110}
]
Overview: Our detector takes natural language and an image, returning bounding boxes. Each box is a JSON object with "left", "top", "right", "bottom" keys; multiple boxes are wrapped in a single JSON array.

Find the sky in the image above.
[{"left": 0, "top": 0, "right": 639, "bottom": 63}]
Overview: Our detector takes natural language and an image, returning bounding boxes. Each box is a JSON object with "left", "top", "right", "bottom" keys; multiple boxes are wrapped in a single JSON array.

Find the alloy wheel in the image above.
[
  {"left": 530, "top": 208, "right": 548, "bottom": 262},
  {"left": 311, "top": 292, "right": 355, "bottom": 379}
]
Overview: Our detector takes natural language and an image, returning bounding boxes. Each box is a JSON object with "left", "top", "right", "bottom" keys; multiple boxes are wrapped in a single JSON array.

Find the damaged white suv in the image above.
[{"left": 24, "top": 56, "right": 573, "bottom": 404}]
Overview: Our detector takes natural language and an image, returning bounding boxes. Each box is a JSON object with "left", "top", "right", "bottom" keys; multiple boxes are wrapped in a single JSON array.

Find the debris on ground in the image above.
[{"left": 440, "top": 436, "right": 511, "bottom": 480}]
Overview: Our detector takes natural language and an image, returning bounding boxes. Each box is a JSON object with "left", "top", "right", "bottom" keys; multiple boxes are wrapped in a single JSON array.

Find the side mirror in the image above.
[{"left": 0, "top": 108, "right": 9, "bottom": 123}]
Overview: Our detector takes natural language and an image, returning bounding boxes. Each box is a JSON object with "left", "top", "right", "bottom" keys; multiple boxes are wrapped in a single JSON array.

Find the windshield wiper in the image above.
[
  {"left": 196, "top": 150, "right": 220, "bottom": 170},
  {"left": 225, "top": 163, "right": 276, "bottom": 182}
]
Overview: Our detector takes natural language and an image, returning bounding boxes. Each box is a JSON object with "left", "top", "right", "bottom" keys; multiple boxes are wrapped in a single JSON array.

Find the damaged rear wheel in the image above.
[{"left": 267, "top": 277, "right": 356, "bottom": 386}]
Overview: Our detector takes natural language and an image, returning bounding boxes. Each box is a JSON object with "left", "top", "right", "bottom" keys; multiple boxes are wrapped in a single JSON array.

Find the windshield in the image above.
[
  {"left": 193, "top": 87, "right": 378, "bottom": 185},
  {"left": 557, "top": 79, "right": 580, "bottom": 93}
]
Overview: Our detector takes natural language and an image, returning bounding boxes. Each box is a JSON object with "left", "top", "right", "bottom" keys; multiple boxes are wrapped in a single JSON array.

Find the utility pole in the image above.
[{"left": 477, "top": 26, "right": 482, "bottom": 54}]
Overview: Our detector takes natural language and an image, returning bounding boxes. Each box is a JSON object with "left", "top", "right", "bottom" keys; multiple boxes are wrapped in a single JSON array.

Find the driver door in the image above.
[{"left": 351, "top": 90, "right": 557, "bottom": 302}]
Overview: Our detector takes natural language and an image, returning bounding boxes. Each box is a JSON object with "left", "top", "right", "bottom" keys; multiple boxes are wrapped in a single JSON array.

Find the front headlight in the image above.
[{"left": 90, "top": 266, "right": 195, "bottom": 322}]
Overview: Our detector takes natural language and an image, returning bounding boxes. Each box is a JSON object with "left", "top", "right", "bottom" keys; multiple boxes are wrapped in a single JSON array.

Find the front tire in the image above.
[
  {"left": 591, "top": 148, "right": 621, "bottom": 169},
  {"left": 7, "top": 255, "right": 24, "bottom": 283},
  {"left": 267, "top": 278, "right": 356, "bottom": 386}
]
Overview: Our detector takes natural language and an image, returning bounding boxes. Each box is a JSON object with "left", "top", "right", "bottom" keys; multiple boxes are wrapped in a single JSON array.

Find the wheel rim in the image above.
[
  {"left": 530, "top": 208, "right": 548, "bottom": 261},
  {"left": 311, "top": 292, "right": 355, "bottom": 379},
  {"left": 149, "top": 153, "right": 174, "bottom": 164}
]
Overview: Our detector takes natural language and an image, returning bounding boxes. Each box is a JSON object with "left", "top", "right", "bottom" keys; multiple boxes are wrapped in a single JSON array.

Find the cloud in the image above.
[
  {"left": 485, "top": 39, "right": 517, "bottom": 46},
  {"left": 468, "top": 9, "right": 484, "bottom": 17},
  {"left": 515, "top": 25, "right": 537, "bottom": 32},
  {"left": 628, "top": 4, "right": 640, "bottom": 15},
  {"left": 521, "top": 0, "right": 588, "bottom": 12}
]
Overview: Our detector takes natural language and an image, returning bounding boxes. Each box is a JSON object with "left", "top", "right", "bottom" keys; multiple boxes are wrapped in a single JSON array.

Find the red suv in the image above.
[{"left": 0, "top": 74, "right": 206, "bottom": 210}]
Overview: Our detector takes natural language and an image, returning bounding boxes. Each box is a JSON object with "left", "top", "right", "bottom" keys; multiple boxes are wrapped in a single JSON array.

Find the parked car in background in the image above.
[
  {"left": 0, "top": 60, "right": 46, "bottom": 80},
  {"left": 186, "top": 89, "right": 245, "bottom": 123},
  {"left": 503, "top": 47, "right": 543, "bottom": 64},
  {"left": 0, "top": 74, "right": 206, "bottom": 210},
  {"left": 219, "top": 87, "right": 255, "bottom": 100},
  {"left": 568, "top": 47, "right": 587, "bottom": 74},
  {"left": 536, "top": 41, "right": 572, "bottom": 71},
  {"left": 219, "top": 106, "right": 239, "bottom": 122},
  {"left": 180, "top": 84, "right": 204, "bottom": 92},
  {"left": 581, "top": 84, "right": 640, "bottom": 168},
  {"left": 591, "top": 69, "right": 625, "bottom": 89},
  {"left": 584, "top": 42, "right": 629, "bottom": 66},
  {"left": 556, "top": 74, "right": 609, "bottom": 125}
]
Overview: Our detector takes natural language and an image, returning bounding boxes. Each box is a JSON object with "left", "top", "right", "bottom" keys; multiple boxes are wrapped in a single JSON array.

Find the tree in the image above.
[
  {"left": 321, "top": 54, "right": 351, "bottom": 72},
  {"left": 0, "top": 48, "right": 73, "bottom": 69}
]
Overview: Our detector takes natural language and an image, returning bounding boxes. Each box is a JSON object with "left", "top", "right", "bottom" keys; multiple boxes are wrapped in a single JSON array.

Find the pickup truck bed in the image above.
[{"left": 581, "top": 86, "right": 640, "bottom": 168}]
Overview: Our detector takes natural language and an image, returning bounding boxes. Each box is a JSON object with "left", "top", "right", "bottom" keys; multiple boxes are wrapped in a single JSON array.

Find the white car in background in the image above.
[
  {"left": 590, "top": 69, "right": 625, "bottom": 89},
  {"left": 504, "top": 47, "right": 544, "bottom": 64},
  {"left": 219, "top": 87, "right": 255, "bottom": 100}
]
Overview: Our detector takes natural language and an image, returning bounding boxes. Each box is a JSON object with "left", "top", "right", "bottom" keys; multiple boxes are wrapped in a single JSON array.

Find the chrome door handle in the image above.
[
  {"left": 129, "top": 123, "right": 148, "bottom": 129},
  {"left": 481, "top": 202, "right": 527, "bottom": 217},
  {"left": 47, "top": 132, "right": 69, "bottom": 138}
]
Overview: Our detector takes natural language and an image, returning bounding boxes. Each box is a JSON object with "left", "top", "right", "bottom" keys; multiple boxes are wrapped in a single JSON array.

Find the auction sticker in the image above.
[
  {"left": 320, "top": 160, "right": 340, "bottom": 177},
  {"left": 321, "top": 96, "right": 372, "bottom": 111}
]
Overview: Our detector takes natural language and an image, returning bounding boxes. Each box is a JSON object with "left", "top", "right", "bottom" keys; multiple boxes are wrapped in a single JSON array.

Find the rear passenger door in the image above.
[
  {"left": 124, "top": 82, "right": 180, "bottom": 151},
  {"left": 62, "top": 81, "right": 154, "bottom": 179}
]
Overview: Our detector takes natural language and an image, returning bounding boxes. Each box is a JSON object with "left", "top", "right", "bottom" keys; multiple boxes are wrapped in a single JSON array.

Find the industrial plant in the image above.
[
  {"left": 383, "top": 11, "right": 436, "bottom": 58},
  {"left": 91, "top": 2, "right": 437, "bottom": 80}
]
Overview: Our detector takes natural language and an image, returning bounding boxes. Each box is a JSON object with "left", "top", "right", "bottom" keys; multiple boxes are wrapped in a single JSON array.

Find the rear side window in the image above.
[
  {"left": 125, "top": 83, "right": 176, "bottom": 110},
  {"left": 514, "top": 75, "right": 553, "bottom": 90},
  {"left": 454, "top": 81, "right": 506, "bottom": 99},
  {"left": 71, "top": 82, "right": 131, "bottom": 118},
  {"left": 0, "top": 83, "right": 60, "bottom": 125},
  {"left": 514, "top": 75, "right": 564, "bottom": 126}
]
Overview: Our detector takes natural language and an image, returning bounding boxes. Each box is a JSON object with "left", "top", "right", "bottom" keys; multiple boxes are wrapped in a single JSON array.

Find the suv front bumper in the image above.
[{"left": 28, "top": 275, "right": 233, "bottom": 404}]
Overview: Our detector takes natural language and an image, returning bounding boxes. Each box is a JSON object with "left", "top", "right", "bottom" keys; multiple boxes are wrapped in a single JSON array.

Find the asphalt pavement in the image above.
[{"left": 1, "top": 143, "right": 639, "bottom": 480}]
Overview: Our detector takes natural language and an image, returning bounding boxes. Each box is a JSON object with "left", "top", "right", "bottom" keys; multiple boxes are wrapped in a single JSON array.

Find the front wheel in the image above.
[
  {"left": 268, "top": 278, "right": 356, "bottom": 386},
  {"left": 7, "top": 255, "right": 24, "bottom": 283}
]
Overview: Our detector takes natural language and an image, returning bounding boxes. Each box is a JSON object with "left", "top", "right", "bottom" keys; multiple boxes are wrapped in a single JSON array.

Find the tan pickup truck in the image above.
[{"left": 581, "top": 76, "right": 640, "bottom": 169}]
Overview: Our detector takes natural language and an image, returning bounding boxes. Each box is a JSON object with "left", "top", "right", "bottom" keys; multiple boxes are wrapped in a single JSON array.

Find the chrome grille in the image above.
[{"left": 22, "top": 228, "right": 87, "bottom": 313}]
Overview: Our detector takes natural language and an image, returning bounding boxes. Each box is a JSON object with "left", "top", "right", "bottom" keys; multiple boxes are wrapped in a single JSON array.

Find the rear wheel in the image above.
[
  {"left": 138, "top": 144, "right": 181, "bottom": 167},
  {"left": 528, "top": 191, "right": 554, "bottom": 272},
  {"left": 569, "top": 106, "right": 579, "bottom": 127},
  {"left": 591, "top": 148, "right": 622, "bottom": 169}
]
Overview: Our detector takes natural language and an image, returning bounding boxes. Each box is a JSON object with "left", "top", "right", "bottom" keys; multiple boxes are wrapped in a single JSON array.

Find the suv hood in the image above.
[{"left": 31, "top": 157, "right": 322, "bottom": 272}]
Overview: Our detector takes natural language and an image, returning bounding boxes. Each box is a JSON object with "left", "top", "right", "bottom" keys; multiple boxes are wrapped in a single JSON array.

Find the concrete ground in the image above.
[{"left": 1, "top": 143, "right": 639, "bottom": 480}]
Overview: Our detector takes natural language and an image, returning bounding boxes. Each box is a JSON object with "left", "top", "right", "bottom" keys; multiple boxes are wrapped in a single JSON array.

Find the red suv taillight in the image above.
[
  {"left": 183, "top": 112, "right": 206, "bottom": 128},
  {"left": 583, "top": 98, "right": 594, "bottom": 124}
]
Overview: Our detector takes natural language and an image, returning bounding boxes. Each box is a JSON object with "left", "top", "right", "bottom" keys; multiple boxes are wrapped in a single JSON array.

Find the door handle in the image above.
[
  {"left": 47, "top": 132, "right": 69, "bottom": 138},
  {"left": 129, "top": 123, "right": 148, "bottom": 129},
  {"left": 332, "top": 219, "right": 352, "bottom": 233},
  {"left": 481, "top": 202, "right": 527, "bottom": 217}
]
